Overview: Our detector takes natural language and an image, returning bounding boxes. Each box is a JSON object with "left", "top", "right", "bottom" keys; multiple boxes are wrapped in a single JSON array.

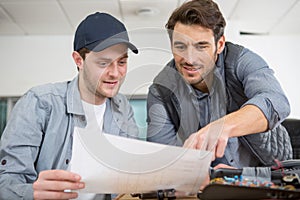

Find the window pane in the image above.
[{"left": 0, "top": 99, "right": 7, "bottom": 139}]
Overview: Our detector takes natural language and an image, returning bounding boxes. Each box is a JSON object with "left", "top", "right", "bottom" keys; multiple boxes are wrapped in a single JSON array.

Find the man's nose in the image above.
[
  {"left": 185, "top": 47, "right": 197, "bottom": 64},
  {"left": 107, "top": 62, "right": 119, "bottom": 77}
]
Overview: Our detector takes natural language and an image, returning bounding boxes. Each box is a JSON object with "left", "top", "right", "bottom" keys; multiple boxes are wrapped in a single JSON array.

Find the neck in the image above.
[{"left": 78, "top": 75, "right": 106, "bottom": 105}]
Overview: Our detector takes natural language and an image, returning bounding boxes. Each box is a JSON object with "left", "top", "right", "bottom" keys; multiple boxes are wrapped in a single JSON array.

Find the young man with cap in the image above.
[{"left": 0, "top": 12, "right": 139, "bottom": 199}]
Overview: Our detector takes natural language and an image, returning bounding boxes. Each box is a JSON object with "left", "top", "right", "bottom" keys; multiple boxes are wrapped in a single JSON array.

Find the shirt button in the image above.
[
  {"left": 1, "top": 159, "right": 7, "bottom": 165},
  {"left": 66, "top": 159, "right": 69, "bottom": 165}
]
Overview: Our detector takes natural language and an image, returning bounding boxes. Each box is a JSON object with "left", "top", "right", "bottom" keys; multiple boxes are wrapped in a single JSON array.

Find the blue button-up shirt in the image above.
[{"left": 0, "top": 76, "right": 139, "bottom": 200}]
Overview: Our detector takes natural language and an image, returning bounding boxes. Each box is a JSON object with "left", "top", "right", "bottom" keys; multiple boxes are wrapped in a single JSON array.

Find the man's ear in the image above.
[
  {"left": 216, "top": 35, "right": 225, "bottom": 54},
  {"left": 72, "top": 51, "right": 83, "bottom": 69}
]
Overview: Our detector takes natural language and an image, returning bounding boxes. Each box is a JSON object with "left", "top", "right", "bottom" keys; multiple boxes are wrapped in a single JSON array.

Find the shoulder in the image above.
[
  {"left": 28, "top": 81, "right": 69, "bottom": 97},
  {"left": 225, "top": 42, "right": 266, "bottom": 64},
  {"left": 154, "top": 60, "right": 176, "bottom": 81},
  {"left": 19, "top": 80, "right": 71, "bottom": 110},
  {"left": 223, "top": 42, "right": 268, "bottom": 78}
]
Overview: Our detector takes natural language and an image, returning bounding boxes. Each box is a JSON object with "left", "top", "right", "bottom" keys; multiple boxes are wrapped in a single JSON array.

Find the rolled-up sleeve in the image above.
[{"left": 236, "top": 49, "right": 290, "bottom": 129}]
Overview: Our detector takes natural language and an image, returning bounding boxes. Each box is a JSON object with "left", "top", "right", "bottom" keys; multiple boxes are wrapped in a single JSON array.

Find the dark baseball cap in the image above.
[{"left": 74, "top": 12, "right": 138, "bottom": 54}]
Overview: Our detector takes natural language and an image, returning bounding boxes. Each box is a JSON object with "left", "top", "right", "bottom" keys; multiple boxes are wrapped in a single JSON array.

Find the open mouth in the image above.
[
  {"left": 182, "top": 65, "right": 202, "bottom": 72},
  {"left": 103, "top": 81, "right": 118, "bottom": 86}
]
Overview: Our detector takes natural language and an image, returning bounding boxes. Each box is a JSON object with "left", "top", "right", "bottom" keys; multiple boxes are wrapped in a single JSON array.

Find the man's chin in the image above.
[
  {"left": 104, "top": 90, "right": 119, "bottom": 98},
  {"left": 184, "top": 77, "right": 204, "bottom": 85}
]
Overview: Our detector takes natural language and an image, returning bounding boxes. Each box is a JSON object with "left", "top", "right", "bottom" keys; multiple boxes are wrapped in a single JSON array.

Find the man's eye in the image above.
[
  {"left": 118, "top": 58, "right": 128, "bottom": 66},
  {"left": 119, "top": 61, "right": 127, "bottom": 66},
  {"left": 174, "top": 45, "right": 186, "bottom": 51},
  {"left": 195, "top": 45, "right": 207, "bottom": 51},
  {"left": 99, "top": 62, "right": 109, "bottom": 67}
]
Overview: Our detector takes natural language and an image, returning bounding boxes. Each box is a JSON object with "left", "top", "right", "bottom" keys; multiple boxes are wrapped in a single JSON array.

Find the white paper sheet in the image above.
[{"left": 70, "top": 126, "right": 212, "bottom": 195}]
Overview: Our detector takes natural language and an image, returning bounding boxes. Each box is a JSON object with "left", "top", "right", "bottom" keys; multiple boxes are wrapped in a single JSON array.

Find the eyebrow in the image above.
[
  {"left": 95, "top": 54, "right": 128, "bottom": 61},
  {"left": 120, "top": 54, "right": 129, "bottom": 59},
  {"left": 173, "top": 41, "right": 211, "bottom": 46},
  {"left": 173, "top": 41, "right": 185, "bottom": 45},
  {"left": 195, "top": 41, "right": 210, "bottom": 45}
]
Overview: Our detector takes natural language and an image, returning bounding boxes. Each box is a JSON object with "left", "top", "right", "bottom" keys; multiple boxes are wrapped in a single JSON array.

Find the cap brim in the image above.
[{"left": 87, "top": 38, "right": 138, "bottom": 54}]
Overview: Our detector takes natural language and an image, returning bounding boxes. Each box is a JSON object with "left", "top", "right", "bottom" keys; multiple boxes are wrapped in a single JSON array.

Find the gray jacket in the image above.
[
  {"left": 147, "top": 42, "right": 292, "bottom": 167},
  {"left": 0, "top": 76, "right": 139, "bottom": 200}
]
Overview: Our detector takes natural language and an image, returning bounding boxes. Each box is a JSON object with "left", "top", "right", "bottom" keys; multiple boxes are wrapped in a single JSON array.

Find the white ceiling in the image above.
[{"left": 0, "top": 0, "right": 299, "bottom": 36}]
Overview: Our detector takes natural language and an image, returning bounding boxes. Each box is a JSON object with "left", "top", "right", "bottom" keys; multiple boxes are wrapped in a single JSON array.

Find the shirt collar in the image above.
[{"left": 66, "top": 75, "right": 85, "bottom": 115}]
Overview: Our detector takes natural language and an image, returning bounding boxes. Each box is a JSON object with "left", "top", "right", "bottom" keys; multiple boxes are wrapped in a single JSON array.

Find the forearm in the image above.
[
  {"left": 237, "top": 49, "right": 290, "bottom": 129},
  {"left": 0, "top": 174, "right": 34, "bottom": 200},
  {"left": 224, "top": 104, "right": 268, "bottom": 138}
]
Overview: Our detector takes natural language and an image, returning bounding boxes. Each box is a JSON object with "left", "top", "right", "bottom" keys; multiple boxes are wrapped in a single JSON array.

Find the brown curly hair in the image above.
[{"left": 166, "top": 0, "right": 226, "bottom": 43}]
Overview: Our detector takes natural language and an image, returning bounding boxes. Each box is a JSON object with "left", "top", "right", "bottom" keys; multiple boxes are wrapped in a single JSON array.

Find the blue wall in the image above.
[{"left": 129, "top": 99, "right": 147, "bottom": 140}]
